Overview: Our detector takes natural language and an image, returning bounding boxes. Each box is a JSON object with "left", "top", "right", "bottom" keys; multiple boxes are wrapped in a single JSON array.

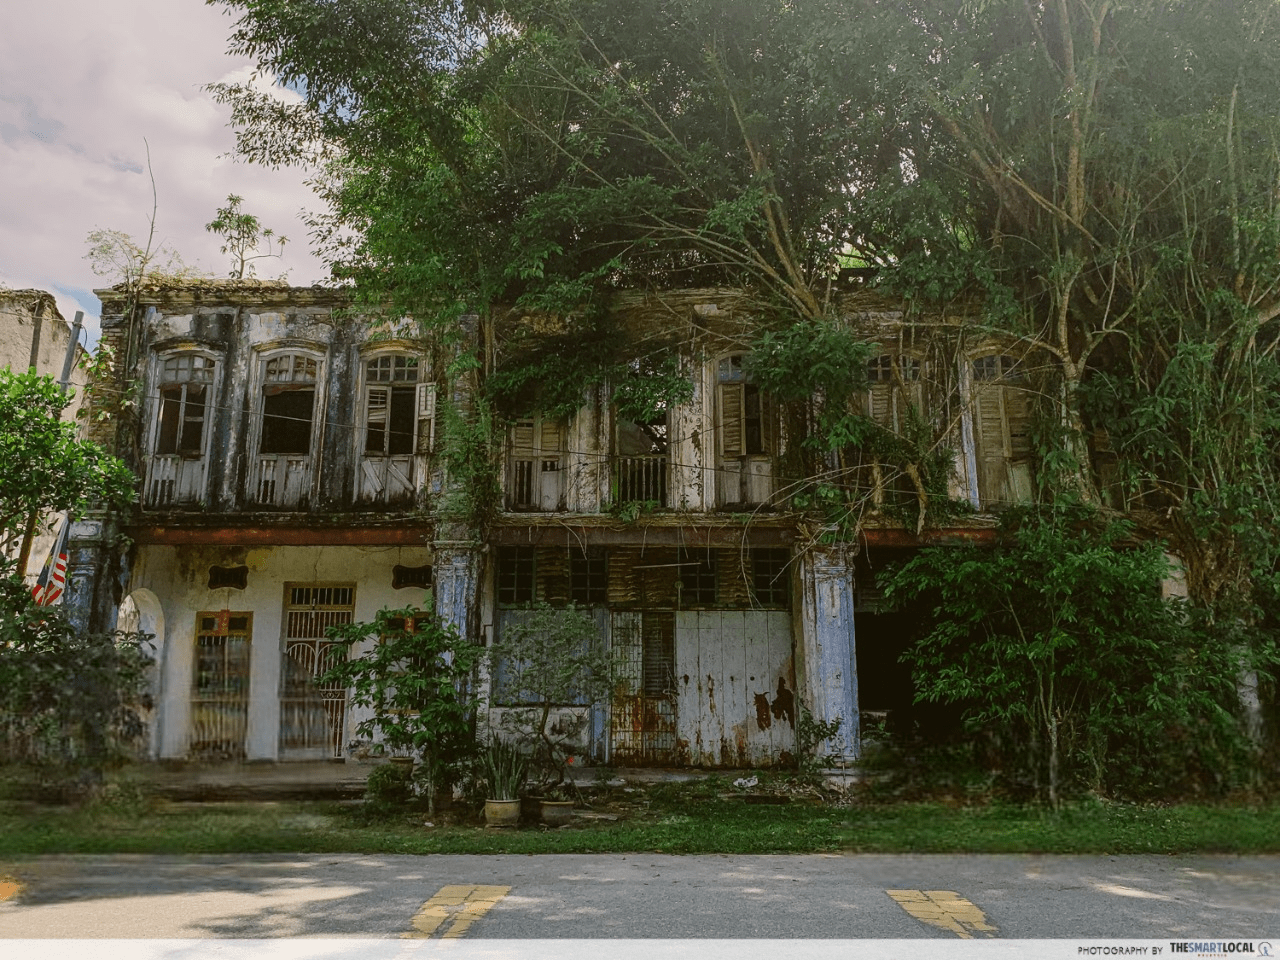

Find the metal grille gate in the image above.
[
  {"left": 190, "top": 612, "right": 252, "bottom": 759},
  {"left": 610, "top": 611, "right": 677, "bottom": 763},
  {"left": 279, "top": 584, "right": 354, "bottom": 758}
]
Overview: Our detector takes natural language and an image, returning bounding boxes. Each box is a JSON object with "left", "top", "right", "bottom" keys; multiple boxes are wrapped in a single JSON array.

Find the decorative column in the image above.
[
  {"left": 433, "top": 312, "right": 485, "bottom": 644},
  {"left": 795, "top": 543, "right": 859, "bottom": 762},
  {"left": 432, "top": 538, "right": 483, "bottom": 645},
  {"left": 62, "top": 514, "right": 116, "bottom": 635}
]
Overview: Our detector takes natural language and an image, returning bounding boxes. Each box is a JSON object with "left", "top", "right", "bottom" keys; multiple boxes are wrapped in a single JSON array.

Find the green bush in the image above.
[
  {"left": 885, "top": 504, "right": 1267, "bottom": 804},
  {"left": 0, "top": 564, "right": 153, "bottom": 797}
]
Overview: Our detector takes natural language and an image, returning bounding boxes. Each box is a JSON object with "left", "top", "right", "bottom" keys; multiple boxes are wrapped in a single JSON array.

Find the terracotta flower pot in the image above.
[
  {"left": 539, "top": 799, "right": 575, "bottom": 826},
  {"left": 484, "top": 798, "right": 521, "bottom": 827}
]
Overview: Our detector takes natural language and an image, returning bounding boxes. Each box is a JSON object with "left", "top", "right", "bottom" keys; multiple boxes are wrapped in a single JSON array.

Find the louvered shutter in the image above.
[
  {"left": 415, "top": 382, "right": 436, "bottom": 453},
  {"left": 974, "top": 382, "right": 1009, "bottom": 507},
  {"left": 720, "top": 382, "right": 744, "bottom": 457},
  {"left": 513, "top": 420, "right": 536, "bottom": 451},
  {"left": 364, "top": 386, "right": 389, "bottom": 455},
  {"left": 540, "top": 418, "right": 563, "bottom": 454},
  {"left": 868, "top": 384, "right": 892, "bottom": 428}
]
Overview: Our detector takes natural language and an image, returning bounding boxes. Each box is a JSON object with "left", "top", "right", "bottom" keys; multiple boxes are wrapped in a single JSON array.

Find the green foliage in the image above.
[
  {"left": 885, "top": 504, "right": 1267, "bottom": 804},
  {"left": 363, "top": 762, "right": 414, "bottom": 810},
  {"left": 318, "top": 605, "right": 483, "bottom": 812},
  {"left": 0, "top": 564, "right": 153, "bottom": 791},
  {"left": 0, "top": 369, "right": 134, "bottom": 541},
  {"left": 488, "top": 312, "right": 692, "bottom": 424},
  {"left": 204, "top": 193, "right": 288, "bottom": 279},
  {"left": 794, "top": 702, "right": 843, "bottom": 777},
  {"left": 487, "top": 603, "right": 612, "bottom": 789},
  {"left": 481, "top": 736, "right": 528, "bottom": 801},
  {"left": 435, "top": 397, "right": 501, "bottom": 530},
  {"left": 748, "top": 319, "right": 871, "bottom": 410}
]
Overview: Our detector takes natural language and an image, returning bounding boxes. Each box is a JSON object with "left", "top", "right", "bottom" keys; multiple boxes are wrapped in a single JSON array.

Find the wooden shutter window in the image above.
[
  {"left": 720, "top": 381, "right": 744, "bottom": 457},
  {"left": 416, "top": 382, "right": 436, "bottom": 453}
]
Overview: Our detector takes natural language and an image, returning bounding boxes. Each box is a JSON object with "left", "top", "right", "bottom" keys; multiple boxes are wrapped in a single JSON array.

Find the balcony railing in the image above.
[
  {"left": 253, "top": 454, "right": 312, "bottom": 509},
  {"left": 615, "top": 455, "right": 668, "bottom": 506}
]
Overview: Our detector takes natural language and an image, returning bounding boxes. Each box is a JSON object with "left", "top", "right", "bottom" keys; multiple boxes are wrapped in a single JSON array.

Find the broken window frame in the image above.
[
  {"left": 249, "top": 346, "right": 326, "bottom": 507},
  {"left": 716, "top": 353, "right": 768, "bottom": 459},
  {"left": 360, "top": 352, "right": 435, "bottom": 458},
  {"left": 145, "top": 349, "right": 221, "bottom": 507},
  {"left": 613, "top": 405, "right": 670, "bottom": 507},
  {"left": 506, "top": 415, "right": 566, "bottom": 511},
  {"left": 256, "top": 349, "right": 323, "bottom": 455},
  {"left": 154, "top": 352, "right": 216, "bottom": 458},
  {"left": 969, "top": 351, "right": 1034, "bottom": 510}
]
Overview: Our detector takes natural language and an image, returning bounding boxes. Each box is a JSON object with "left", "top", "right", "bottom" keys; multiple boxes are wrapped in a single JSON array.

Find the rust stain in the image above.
[
  {"left": 771, "top": 677, "right": 795, "bottom": 727},
  {"left": 707, "top": 675, "right": 716, "bottom": 715},
  {"left": 733, "top": 722, "right": 748, "bottom": 766},
  {"left": 754, "top": 692, "right": 772, "bottom": 731}
]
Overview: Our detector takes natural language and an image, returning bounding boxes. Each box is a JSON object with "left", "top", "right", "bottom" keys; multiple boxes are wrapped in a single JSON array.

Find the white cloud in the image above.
[{"left": 0, "top": 0, "right": 327, "bottom": 346}]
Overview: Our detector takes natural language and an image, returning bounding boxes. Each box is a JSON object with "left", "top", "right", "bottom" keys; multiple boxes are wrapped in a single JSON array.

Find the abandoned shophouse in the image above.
[{"left": 65, "top": 280, "right": 1045, "bottom": 768}]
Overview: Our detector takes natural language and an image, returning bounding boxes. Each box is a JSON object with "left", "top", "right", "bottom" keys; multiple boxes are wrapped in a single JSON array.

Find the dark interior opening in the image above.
[{"left": 261, "top": 388, "right": 314, "bottom": 454}]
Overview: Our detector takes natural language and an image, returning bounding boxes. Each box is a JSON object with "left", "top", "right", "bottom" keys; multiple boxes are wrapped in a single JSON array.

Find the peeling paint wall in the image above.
[
  {"left": 794, "top": 544, "right": 860, "bottom": 762},
  {"left": 130, "top": 542, "right": 432, "bottom": 760},
  {"left": 675, "top": 610, "right": 794, "bottom": 766}
]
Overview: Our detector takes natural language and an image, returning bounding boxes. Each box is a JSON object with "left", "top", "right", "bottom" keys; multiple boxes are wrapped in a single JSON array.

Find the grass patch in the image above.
[{"left": 2, "top": 786, "right": 1279, "bottom": 857}]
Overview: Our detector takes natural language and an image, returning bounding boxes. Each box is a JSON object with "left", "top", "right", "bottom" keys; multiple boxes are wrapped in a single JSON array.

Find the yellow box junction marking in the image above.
[
  {"left": 0, "top": 877, "right": 22, "bottom": 903},
  {"left": 404, "top": 884, "right": 511, "bottom": 939},
  {"left": 886, "top": 889, "right": 998, "bottom": 939}
]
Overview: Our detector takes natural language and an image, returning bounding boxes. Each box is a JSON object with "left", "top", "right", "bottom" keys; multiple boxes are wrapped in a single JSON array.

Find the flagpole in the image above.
[{"left": 16, "top": 310, "right": 85, "bottom": 580}]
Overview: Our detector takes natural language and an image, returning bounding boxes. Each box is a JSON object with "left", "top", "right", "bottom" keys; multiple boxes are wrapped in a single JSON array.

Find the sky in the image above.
[{"left": 0, "top": 0, "right": 327, "bottom": 347}]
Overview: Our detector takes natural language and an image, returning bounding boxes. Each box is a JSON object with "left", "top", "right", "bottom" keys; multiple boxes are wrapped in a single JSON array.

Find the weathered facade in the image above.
[
  {"left": 71, "top": 280, "right": 1042, "bottom": 767},
  {"left": 1, "top": 288, "right": 88, "bottom": 579}
]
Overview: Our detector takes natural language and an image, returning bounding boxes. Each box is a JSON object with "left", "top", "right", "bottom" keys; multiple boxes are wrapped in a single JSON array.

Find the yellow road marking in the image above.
[
  {"left": 886, "top": 889, "right": 998, "bottom": 939},
  {"left": 404, "top": 884, "right": 511, "bottom": 939},
  {"left": 0, "top": 877, "right": 22, "bottom": 903}
]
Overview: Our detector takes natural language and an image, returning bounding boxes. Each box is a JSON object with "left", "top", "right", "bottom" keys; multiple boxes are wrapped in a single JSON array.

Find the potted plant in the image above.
[
  {"left": 537, "top": 781, "right": 576, "bottom": 826},
  {"left": 485, "top": 603, "right": 614, "bottom": 824},
  {"left": 481, "top": 736, "right": 526, "bottom": 826}
]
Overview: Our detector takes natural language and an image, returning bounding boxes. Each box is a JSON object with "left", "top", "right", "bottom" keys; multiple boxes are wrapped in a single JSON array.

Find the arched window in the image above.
[
  {"left": 156, "top": 354, "right": 214, "bottom": 456},
  {"left": 251, "top": 347, "right": 325, "bottom": 507},
  {"left": 260, "top": 352, "right": 319, "bottom": 455},
  {"left": 362, "top": 354, "right": 433, "bottom": 457},
  {"left": 146, "top": 350, "right": 219, "bottom": 506},
  {"left": 357, "top": 352, "right": 434, "bottom": 506}
]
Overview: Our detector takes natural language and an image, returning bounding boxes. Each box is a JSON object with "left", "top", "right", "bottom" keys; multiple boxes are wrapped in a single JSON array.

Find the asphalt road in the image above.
[{"left": 1, "top": 853, "right": 1277, "bottom": 942}]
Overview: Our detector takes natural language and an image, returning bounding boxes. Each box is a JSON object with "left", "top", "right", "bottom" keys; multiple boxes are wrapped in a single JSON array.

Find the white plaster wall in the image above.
[
  {"left": 669, "top": 351, "right": 713, "bottom": 511},
  {"left": 131, "top": 542, "right": 433, "bottom": 760}
]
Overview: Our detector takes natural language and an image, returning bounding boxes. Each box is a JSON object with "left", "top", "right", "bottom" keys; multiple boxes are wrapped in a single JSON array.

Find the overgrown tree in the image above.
[
  {"left": 0, "top": 369, "right": 134, "bottom": 545},
  {"left": 886, "top": 504, "right": 1269, "bottom": 803},
  {"left": 209, "top": 0, "right": 1280, "bottom": 753},
  {"left": 205, "top": 193, "right": 289, "bottom": 278}
]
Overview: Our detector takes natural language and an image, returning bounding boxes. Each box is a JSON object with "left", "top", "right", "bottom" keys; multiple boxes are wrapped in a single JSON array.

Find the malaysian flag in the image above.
[{"left": 31, "top": 521, "right": 68, "bottom": 606}]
